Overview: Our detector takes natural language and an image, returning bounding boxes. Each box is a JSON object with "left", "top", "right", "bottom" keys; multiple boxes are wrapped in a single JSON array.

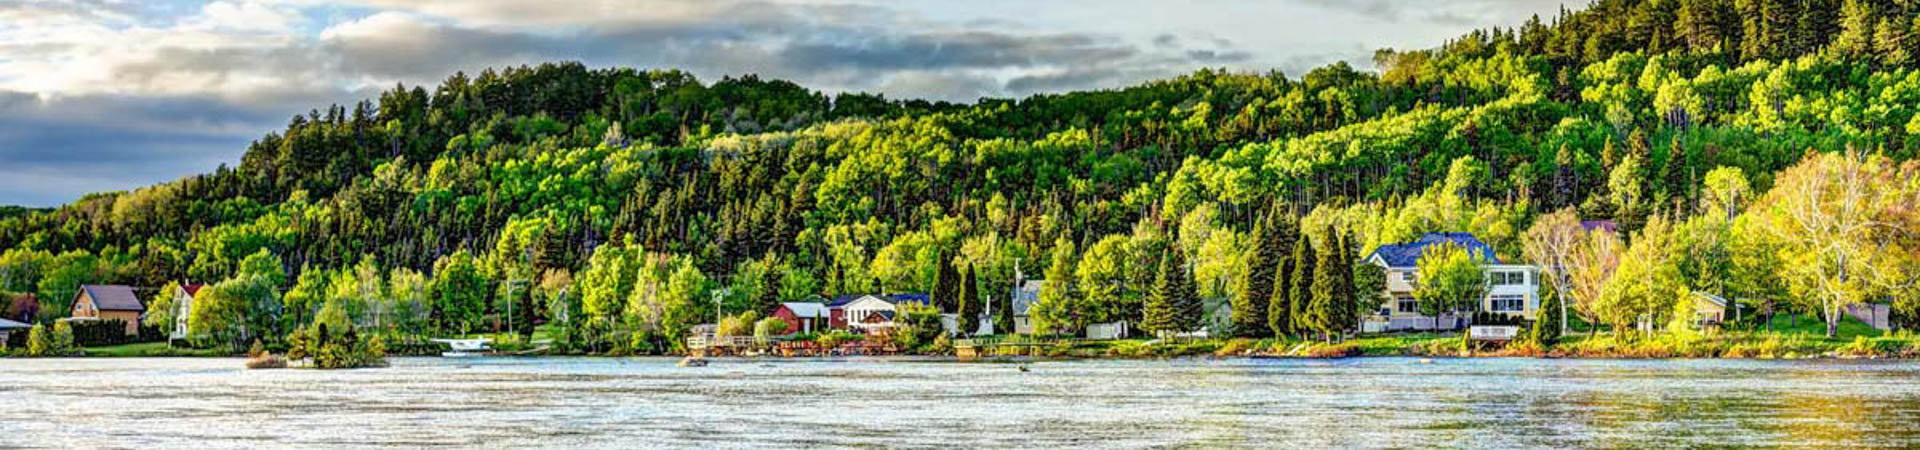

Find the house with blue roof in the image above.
[{"left": 1362, "top": 232, "right": 1540, "bottom": 332}]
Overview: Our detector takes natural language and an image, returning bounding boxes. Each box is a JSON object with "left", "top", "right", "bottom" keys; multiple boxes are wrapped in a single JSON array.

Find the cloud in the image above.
[
  {"left": 0, "top": 91, "right": 272, "bottom": 206},
  {"left": 0, "top": 0, "right": 1577, "bottom": 206},
  {"left": 1298, "top": 0, "right": 1566, "bottom": 26}
]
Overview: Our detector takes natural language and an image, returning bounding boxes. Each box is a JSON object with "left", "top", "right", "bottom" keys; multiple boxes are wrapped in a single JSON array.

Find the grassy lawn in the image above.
[
  {"left": 82, "top": 341, "right": 234, "bottom": 357},
  {"left": 1739, "top": 313, "right": 1883, "bottom": 339}
]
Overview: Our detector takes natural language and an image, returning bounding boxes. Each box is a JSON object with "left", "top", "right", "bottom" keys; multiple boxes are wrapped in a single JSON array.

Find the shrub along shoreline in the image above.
[{"left": 12, "top": 335, "right": 1920, "bottom": 360}]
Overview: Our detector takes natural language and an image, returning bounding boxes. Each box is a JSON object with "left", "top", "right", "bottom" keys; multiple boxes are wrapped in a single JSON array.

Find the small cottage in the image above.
[
  {"left": 771, "top": 302, "right": 828, "bottom": 334},
  {"left": 0, "top": 317, "right": 31, "bottom": 344},
  {"left": 71, "top": 284, "right": 145, "bottom": 335}
]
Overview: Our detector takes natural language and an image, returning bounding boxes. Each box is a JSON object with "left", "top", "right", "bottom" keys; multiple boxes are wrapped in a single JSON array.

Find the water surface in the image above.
[{"left": 5, "top": 357, "right": 1919, "bottom": 448}]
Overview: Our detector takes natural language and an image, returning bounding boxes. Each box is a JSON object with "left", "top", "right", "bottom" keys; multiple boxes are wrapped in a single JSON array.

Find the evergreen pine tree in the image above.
[
  {"left": 1288, "top": 232, "right": 1317, "bottom": 336},
  {"left": 1529, "top": 282, "right": 1563, "bottom": 345},
  {"left": 755, "top": 255, "right": 782, "bottom": 315},
  {"left": 993, "top": 277, "right": 1015, "bottom": 336},
  {"left": 1661, "top": 138, "right": 1690, "bottom": 211},
  {"left": 932, "top": 251, "right": 958, "bottom": 311},
  {"left": 1308, "top": 228, "right": 1341, "bottom": 342},
  {"left": 1231, "top": 213, "right": 1276, "bottom": 337},
  {"left": 1143, "top": 252, "right": 1179, "bottom": 336},
  {"left": 1332, "top": 231, "right": 1358, "bottom": 337},
  {"left": 1172, "top": 252, "right": 1203, "bottom": 334},
  {"left": 956, "top": 263, "right": 980, "bottom": 337},
  {"left": 1266, "top": 214, "right": 1298, "bottom": 337}
]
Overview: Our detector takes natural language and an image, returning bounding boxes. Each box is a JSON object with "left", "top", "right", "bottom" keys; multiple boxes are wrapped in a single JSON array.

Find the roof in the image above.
[
  {"left": 826, "top": 293, "right": 931, "bottom": 308},
  {"left": 1366, "top": 232, "right": 1500, "bottom": 268},
  {"left": 884, "top": 293, "right": 930, "bottom": 306},
  {"left": 1580, "top": 220, "right": 1618, "bottom": 233},
  {"left": 779, "top": 302, "right": 828, "bottom": 318},
  {"left": 825, "top": 294, "right": 865, "bottom": 308},
  {"left": 181, "top": 283, "right": 205, "bottom": 297},
  {"left": 80, "top": 285, "right": 144, "bottom": 312},
  {"left": 0, "top": 317, "right": 30, "bottom": 330},
  {"left": 1693, "top": 291, "right": 1729, "bottom": 308},
  {"left": 1013, "top": 280, "right": 1044, "bottom": 315}
]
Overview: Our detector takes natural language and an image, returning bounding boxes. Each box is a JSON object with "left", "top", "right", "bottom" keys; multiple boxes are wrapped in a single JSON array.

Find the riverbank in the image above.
[
  {"left": 20, "top": 333, "right": 1920, "bottom": 360},
  {"left": 16, "top": 314, "right": 1914, "bottom": 360},
  {"left": 952, "top": 330, "right": 1920, "bottom": 360}
]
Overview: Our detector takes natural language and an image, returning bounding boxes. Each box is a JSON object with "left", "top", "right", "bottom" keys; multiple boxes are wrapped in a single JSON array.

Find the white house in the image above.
[
  {"left": 828, "top": 293, "right": 932, "bottom": 333},
  {"left": 1010, "top": 280, "right": 1043, "bottom": 334},
  {"left": 170, "top": 283, "right": 204, "bottom": 341},
  {"left": 1361, "top": 233, "right": 1540, "bottom": 332}
]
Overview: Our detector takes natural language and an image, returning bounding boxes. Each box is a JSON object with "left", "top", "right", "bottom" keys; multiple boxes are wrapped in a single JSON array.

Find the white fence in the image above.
[{"left": 1086, "top": 321, "right": 1130, "bottom": 340}]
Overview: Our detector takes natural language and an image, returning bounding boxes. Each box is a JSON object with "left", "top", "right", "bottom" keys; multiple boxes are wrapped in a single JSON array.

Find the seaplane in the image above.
[{"left": 431, "top": 338, "right": 492, "bottom": 357}]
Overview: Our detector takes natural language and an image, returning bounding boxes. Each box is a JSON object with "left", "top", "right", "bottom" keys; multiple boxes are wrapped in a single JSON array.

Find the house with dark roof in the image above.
[
  {"left": 826, "top": 293, "right": 932, "bottom": 332},
  {"left": 71, "top": 284, "right": 145, "bottom": 335},
  {"left": 0, "top": 317, "right": 31, "bottom": 344},
  {"left": 1362, "top": 233, "right": 1539, "bottom": 332}
]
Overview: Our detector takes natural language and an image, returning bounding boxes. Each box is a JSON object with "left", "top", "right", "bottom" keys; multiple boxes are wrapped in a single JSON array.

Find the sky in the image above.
[{"left": 0, "top": 0, "right": 1571, "bottom": 207}]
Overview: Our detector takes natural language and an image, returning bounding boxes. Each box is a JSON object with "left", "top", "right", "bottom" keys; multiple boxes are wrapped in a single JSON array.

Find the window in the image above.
[
  {"left": 1489, "top": 295, "right": 1525, "bottom": 313},
  {"left": 1489, "top": 271, "right": 1525, "bottom": 286},
  {"left": 1397, "top": 296, "right": 1418, "bottom": 313},
  {"left": 1400, "top": 272, "right": 1417, "bottom": 283}
]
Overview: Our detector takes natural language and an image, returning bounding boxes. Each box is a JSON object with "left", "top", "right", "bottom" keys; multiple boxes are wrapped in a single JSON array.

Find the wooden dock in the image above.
[{"left": 686, "top": 334, "right": 903, "bottom": 357}]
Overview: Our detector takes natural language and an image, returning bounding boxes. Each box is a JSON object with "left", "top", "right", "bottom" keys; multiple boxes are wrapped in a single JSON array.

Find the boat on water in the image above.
[{"left": 431, "top": 338, "right": 491, "bottom": 357}]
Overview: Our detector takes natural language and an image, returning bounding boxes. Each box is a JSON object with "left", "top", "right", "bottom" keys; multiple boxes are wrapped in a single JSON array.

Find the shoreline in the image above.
[{"left": 31, "top": 332, "right": 1920, "bottom": 361}]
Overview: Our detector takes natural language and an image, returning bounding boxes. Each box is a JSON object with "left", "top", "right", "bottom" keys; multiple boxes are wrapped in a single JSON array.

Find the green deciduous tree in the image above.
[
  {"left": 1596, "top": 217, "right": 1686, "bottom": 335},
  {"left": 1414, "top": 241, "right": 1483, "bottom": 330},
  {"left": 429, "top": 250, "right": 489, "bottom": 335},
  {"left": 1758, "top": 151, "right": 1919, "bottom": 337},
  {"left": 1029, "top": 239, "right": 1080, "bottom": 335}
]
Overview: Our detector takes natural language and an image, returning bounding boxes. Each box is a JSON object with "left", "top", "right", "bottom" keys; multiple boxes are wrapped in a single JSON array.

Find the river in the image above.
[{"left": 5, "top": 356, "right": 1920, "bottom": 448}]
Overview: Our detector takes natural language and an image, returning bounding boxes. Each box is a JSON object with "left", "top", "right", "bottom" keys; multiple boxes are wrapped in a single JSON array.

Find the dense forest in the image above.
[{"left": 4, "top": 0, "right": 1920, "bottom": 353}]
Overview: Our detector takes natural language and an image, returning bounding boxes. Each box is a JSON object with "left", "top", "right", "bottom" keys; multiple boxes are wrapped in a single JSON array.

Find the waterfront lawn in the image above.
[
  {"left": 1743, "top": 313, "right": 1883, "bottom": 339},
  {"left": 82, "top": 341, "right": 233, "bottom": 357}
]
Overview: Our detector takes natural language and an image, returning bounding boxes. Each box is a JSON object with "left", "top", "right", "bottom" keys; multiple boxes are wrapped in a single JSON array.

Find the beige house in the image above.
[
  {"left": 1361, "top": 233, "right": 1541, "bottom": 333},
  {"left": 70, "top": 284, "right": 145, "bottom": 335}
]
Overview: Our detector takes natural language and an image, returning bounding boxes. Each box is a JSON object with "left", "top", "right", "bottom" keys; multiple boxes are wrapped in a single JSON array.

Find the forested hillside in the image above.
[{"left": 4, "top": 0, "right": 1919, "bottom": 351}]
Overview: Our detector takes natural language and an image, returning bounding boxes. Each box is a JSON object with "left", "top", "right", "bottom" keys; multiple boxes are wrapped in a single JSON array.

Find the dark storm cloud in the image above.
[
  {"left": 0, "top": 93, "right": 266, "bottom": 205},
  {"left": 1, "top": 0, "right": 1575, "bottom": 206},
  {"left": 311, "top": 3, "right": 1231, "bottom": 101}
]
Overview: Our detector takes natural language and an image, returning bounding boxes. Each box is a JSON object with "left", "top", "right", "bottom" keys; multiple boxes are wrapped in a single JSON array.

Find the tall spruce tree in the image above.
[
  {"left": 1332, "top": 231, "right": 1358, "bottom": 337},
  {"left": 1143, "top": 252, "right": 1180, "bottom": 336},
  {"left": 993, "top": 276, "right": 1015, "bottom": 335},
  {"left": 956, "top": 263, "right": 980, "bottom": 336},
  {"left": 932, "top": 251, "right": 959, "bottom": 311},
  {"left": 1232, "top": 213, "right": 1277, "bottom": 337},
  {"left": 1529, "top": 281, "right": 1563, "bottom": 345},
  {"left": 1288, "top": 232, "right": 1317, "bottom": 336},
  {"left": 1266, "top": 214, "right": 1299, "bottom": 336},
  {"left": 1172, "top": 252, "right": 1203, "bottom": 334},
  {"left": 1307, "top": 227, "right": 1342, "bottom": 342}
]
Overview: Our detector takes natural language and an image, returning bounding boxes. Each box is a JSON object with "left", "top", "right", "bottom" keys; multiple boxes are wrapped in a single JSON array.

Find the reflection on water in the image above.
[{"left": 4, "top": 357, "right": 1920, "bottom": 448}]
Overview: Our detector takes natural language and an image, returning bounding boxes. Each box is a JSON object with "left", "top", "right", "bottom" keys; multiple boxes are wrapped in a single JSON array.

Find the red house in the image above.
[{"left": 770, "top": 302, "right": 827, "bottom": 334}]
